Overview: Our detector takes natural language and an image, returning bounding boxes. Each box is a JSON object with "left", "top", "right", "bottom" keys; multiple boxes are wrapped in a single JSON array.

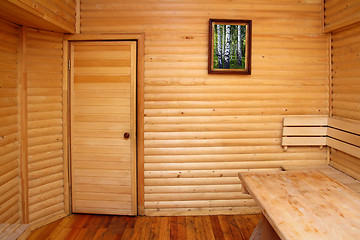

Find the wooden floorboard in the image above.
[{"left": 28, "top": 214, "right": 260, "bottom": 240}]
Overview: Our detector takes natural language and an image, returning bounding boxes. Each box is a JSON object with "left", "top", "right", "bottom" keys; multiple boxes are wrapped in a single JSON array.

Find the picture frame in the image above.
[{"left": 208, "top": 19, "right": 252, "bottom": 75}]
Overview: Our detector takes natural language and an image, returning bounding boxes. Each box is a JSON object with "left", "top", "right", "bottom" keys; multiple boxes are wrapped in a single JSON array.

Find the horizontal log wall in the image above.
[
  {"left": 0, "top": 18, "right": 68, "bottom": 228},
  {"left": 330, "top": 23, "right": 360, "bottom": 180},
  {"left": 0, "top": 19, "right": 21, "bottom": 224},
  {"left": 81, "top": 0, "right": 329, "bottom": 215},
  {"left": 26, "top": 28, "right": 67, "bottom": 228},
  {"left": 0, "top": 0, "right": 76, "bottom": 33},
  {"left": 324, "top": 0, "right": 360, "bottom": 33}
]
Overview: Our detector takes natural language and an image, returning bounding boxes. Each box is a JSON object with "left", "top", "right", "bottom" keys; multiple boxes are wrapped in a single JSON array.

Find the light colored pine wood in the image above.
[
  {"left": 25, "top": 28, "right": 67, "bottom": 228},
  {"left": 281, "top": 116, "right": 360, "bottom": 181},
  {"left": 282, "top": 164, "right": 360, "bottom": 193},
  {"left": 71, "top": 41, "right": 137, "bottom": 216},
  {"left": 0, "top": 0, "right": 76, "bottom": 33},
  {"left": 331, "top": 24, "right": 360, "bottom": 122},
  {"left": 240, "top": 170, "right": 360, "bottom": 240}
]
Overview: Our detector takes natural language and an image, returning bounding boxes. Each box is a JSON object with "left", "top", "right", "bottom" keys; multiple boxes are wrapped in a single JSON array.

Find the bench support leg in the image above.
[{"left": 250, "top": 214, "right": 281, "bottom": 240}]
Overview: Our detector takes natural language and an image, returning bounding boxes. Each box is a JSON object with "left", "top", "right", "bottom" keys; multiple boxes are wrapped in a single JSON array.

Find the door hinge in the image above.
[{"left": 68, "top": 59, "right": 71, "bottom": 70}]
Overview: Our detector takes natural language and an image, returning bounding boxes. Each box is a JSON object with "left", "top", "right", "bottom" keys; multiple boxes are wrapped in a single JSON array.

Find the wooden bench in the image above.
[
  {"left": 282, "top": 116, "right": 360, "bottom": 158},
  {"left": 281, "top": 116, "right": 360, "bottom": 193},
  {"left": 0, "top": 224, "right": 31, "bottom": 240}
]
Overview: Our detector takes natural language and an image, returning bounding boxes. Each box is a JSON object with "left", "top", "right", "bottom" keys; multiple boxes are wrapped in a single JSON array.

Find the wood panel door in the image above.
[{"left": 70, "top": 41, "right": 137, "bottom": 215}]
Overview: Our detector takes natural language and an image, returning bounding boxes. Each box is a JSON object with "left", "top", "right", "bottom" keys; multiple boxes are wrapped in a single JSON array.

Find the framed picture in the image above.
[{"left": 208, "top": 19, "right": 252, "bottom": 75}]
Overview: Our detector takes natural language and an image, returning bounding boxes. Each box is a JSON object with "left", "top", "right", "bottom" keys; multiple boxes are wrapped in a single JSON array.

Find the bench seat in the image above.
[
  {"left": 0, "top": 224, "right": 31, "bottom": 240},
  {"left": 282, "top": 164, "right": 360, "bottom": 194}
]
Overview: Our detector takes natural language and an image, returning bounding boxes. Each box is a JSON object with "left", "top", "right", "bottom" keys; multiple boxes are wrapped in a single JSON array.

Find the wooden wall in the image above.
[
  {"left": 81, "top": 0, "right": 329, "bottom": 215},
  {"left": 324, "top": 0, "right": 360, "bottom": 33},
  {"left": 0, "top": 0, "right": 76, "bottom": 33},
  {"left": 331, "top": 25, "right": 360, "bottom": 122},
  {"left": 328, "top": 0, "right": 360, "bottom": 180},
  {"left": 0, "top": 18, "right": 68, "bottom": 228},
  {"left": 0, "top": 19, "right": 21, "bottom": 224},
  {"left": 25, "top": 28, "right": 68, "bottom": 228}
]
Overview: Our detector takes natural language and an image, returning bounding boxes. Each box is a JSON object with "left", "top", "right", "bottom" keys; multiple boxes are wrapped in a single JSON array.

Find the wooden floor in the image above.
[{"left": 28, "top": 214, "right": 260, "bottom": 240}]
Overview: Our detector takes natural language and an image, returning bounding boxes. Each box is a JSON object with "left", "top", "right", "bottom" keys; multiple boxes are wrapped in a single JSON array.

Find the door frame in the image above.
[{"left": 63, "top": 33, "right": 145, "bottom": 215}]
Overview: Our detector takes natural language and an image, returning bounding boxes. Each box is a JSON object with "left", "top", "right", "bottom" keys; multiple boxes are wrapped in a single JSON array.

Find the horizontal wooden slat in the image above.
[
  {"left": 80, "top": 0, "right": 329, "bottom": 216},
  {"left": 283, "top": 126, "right": 327, "bottom": 136},
  {"left": 145, "top": 199, "right": 254, "bottom": 209},
  {"left": 328, "top": 128, "right": 360, "bottom": 147},
  {"left": 25, "top": 28, "right": 66, "bottom": 228},
  {"left": 327, "top": 138, "right": 360, "bottom": 159},
  {"left": 145, "top": 206, "right": 260, "bottom": 216},
  {"left": 145, "top": 192, "right": 247, "bottom": 201},
  {"left": 328, "top": 118, "right": 360, "bottom": 136},
  {"left": 0, "top": 0, "right": 76, "bottom": 33},
  {"left": 283, "top": 117, "right": 328, "bottom": 126},
  {"left": 324, "top": 0, "right": 360, "bottom": 32},
  {"left": 330, "top": 149, "right": 360, "bottom": 181},
  {"left": 0, "top": 19, "right": 20, "bottom": 224},
  {"left": 282, "top": 137, "right": 327, "bottom": 146}
]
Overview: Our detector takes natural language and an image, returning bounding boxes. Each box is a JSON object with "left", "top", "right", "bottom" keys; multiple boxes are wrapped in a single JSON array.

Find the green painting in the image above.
[{"left": 209, "top": 19, "right": 252, "bottom": 74}]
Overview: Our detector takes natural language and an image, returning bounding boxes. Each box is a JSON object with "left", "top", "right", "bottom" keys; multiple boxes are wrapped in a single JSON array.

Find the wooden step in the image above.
[{"left": 0, "top": 224, "right": 31, "bottom": 240}]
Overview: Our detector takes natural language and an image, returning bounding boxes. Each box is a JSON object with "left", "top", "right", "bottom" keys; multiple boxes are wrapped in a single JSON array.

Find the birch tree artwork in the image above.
[
  {"left": 209, "top": 19, "right": 252, "bottom": 74},
  {"left": 213, "top": 24, "right": 246, "bottom": 69}
]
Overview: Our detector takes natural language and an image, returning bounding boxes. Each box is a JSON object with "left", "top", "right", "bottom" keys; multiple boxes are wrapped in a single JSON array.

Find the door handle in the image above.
[{"left": 124, "top": 132, "right": 130, "bottom": 139}]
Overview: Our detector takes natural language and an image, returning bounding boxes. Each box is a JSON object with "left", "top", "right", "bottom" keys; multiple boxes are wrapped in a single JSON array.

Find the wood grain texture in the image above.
[
  {"left": 26, "top": 28, "right": 67, "bottom": 228},
  {"left": 324, "top": 0, "right": 360, "bottom": 32},
  {"left": 80, "top": 0, "right": 329, "bottom": 215},
  {"left": 0, "top": 223, "right": 31, "bottom": 240},
  {"left": 330, "top": 22, "right": 360, "bottom": 180},
  {"left": 282, "top": 164, "right": 360, "bottom": 193},
  {"left": 28, "top": 213, "right": 260, "bottom": 240},
  {"left": 0, "top": 0, "right": 76, "bottom": 33},
  {"left": 71, "top": 41, "right": 137, "bottom": 216},
  {"left": 240, "top": 170, "right": 360, "bottom": 240},
  {"left": 0, "top": 19, "right": 21, "bottom": 224},
  {"left": 331, "top": 24, "right": 360, "bottom": 121},
  {"left": 19, "top": 25, "right": 29, "bottom": 224}
]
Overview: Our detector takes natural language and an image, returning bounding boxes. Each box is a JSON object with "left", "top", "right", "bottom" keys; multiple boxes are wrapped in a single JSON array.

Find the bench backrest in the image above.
[{"left": 282, "top": 117, "right": 360, "bottom": 159}]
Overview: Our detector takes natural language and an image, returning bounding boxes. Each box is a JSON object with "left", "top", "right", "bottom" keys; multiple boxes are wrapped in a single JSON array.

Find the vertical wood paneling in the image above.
[
  {"left": 0, "top": 0, "right": 76, "bottom": 33},
  {"left": 324, "top": 0, "right": 360, "bottom": 33},
  {"left": 26, "top": 28, "right": 67, "bottom": 227},
  {"left": 0, "top": 19, "right": 21, "bottom": 223},
  {"left": 81, "top": 0, "right": 329, "bottom": 215},
  {"left": 330, "top": 23, "right": 360, "bottom": 179}
]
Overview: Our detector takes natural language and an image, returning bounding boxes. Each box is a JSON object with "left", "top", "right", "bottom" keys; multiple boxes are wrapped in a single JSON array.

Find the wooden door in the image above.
[{"left": 70, "top": 41, "right": 137, "bottom": 215}]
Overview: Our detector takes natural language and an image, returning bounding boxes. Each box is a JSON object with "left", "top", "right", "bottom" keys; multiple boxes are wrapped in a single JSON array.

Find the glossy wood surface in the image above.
[{"left": 28, "top": 214, "right": 260, "bottom": 240}]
